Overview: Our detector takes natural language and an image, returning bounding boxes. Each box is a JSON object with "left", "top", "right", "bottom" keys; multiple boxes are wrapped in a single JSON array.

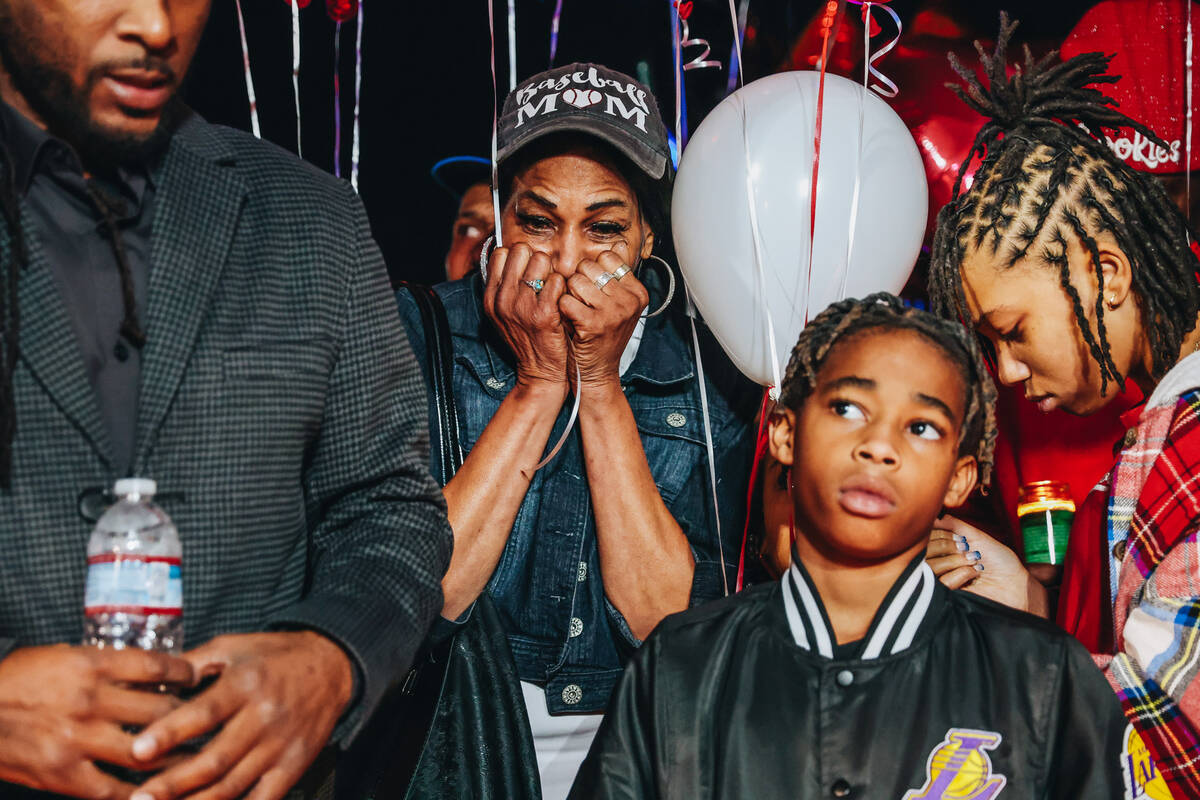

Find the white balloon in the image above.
[{"left": 672, "top": 71, "right": 928, "bottom": 387}]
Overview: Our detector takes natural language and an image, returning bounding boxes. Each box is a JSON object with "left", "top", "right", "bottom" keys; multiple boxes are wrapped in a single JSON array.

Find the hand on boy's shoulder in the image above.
[{"left": 927, "top": 515, "right": 1050, "bottom": 617}]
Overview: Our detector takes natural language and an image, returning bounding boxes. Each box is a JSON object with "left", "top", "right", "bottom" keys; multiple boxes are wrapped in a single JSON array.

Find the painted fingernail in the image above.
[
  {"left": 131, "top": 793, "right": 155, "bottom": 800},
  {"left": 132, "top": 734, "right": 157, "bottom": 760},
  {"left": 974, "top": 563, "right": 985, "bottom": 572},
  {"left": 966, "top": 550, "right": 982, "bottom": 562},
  {"left": 956, "top": 539, "right": 969, "bottom": 552}
]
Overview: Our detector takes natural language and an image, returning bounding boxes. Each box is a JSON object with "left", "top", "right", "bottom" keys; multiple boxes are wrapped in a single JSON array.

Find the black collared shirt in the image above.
[{"left": 0, "top": 102, "right": 154, "bottom": 474}]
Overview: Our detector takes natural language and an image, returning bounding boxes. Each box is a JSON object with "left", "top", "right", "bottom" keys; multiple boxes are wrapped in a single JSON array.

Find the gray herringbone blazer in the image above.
[{"left": 0, "top": 113, "right": 452, "bottom": 746}]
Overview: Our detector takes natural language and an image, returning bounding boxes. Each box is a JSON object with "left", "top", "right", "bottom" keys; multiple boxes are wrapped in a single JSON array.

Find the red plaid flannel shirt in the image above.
[{"left": 1101, "top": 389, "right": 1200, "bottom": 795}]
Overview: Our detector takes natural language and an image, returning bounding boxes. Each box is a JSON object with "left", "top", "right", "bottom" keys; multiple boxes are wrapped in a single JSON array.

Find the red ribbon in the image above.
[
  {"left": 736, "top": 389, "right": 774, "bottom": 592},
  {"left": 806, "top": 0, "right": 840, "bottom": 324}
]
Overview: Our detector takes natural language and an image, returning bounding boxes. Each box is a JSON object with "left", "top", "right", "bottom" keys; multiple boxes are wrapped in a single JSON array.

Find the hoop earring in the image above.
[
  {"left": 639, "top": 253, "right": 677, "bottom": 318},
  {"left": 478, "top": 235, "right": 495, "bottom": 282}
]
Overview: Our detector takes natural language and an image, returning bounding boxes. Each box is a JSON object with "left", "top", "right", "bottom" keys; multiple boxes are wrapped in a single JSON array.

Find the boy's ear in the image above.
[
  {"left": 768, "top": 408, "right": 796, "bottom": 467},
  {"left": 942, "top": 455, "right": 978, "bottom": 509}
]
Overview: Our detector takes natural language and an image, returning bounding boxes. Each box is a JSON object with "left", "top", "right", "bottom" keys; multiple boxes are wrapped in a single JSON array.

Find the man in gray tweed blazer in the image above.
[{"left": 0, "top": 1, "right": 452, "bottom": 798}]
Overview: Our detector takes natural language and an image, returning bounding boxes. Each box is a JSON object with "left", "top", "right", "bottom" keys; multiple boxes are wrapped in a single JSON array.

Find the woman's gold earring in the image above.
[{"left": 1107, "top": 294, "right": 1117, "bottom": 309}]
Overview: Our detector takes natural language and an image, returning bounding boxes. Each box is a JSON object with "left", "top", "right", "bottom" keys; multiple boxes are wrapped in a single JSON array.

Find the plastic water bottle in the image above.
[{"left": 83, "top": 478, "right": 182, "bottom": 653}]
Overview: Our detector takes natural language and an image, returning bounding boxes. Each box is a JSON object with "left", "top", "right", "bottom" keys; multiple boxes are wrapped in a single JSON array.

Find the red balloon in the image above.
[
  {"left": 875, "top": 34, "right": 987, "bottom": 243},
  {"left": 326, "top": 0, "right": 358, "bottom": 22}
]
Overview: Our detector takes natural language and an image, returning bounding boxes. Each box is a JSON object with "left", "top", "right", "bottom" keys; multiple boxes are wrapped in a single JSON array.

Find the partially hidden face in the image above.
[
  {"left": 774, "top": 329, "right": 978, "bottom": 564},
  {"left": 0, "top": 0, "right": 211, "bottom": 161},
  {"left": 959, "top": 228, "right": 1140, "bottom": 416},
  {"left": 499, "top": 145, "right": 654, "bottom": 276},
  {"left": 445, "top": 182, "right": 495, "bottom": 282}
]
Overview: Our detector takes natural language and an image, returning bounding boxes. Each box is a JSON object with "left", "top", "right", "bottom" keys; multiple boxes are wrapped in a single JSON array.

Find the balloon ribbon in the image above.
[
  {"left": 736, "top": 389, "right": 772, "bottom": 592},
  {"left": 234, "top": 0, "right": 261, "bottom": 139}
]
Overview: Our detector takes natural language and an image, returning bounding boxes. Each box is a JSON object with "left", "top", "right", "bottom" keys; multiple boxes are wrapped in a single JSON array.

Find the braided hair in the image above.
[
  {"left": 928, "top": 13, "right": 1200, "bottom": 395},
  {"left": 778, "top": 292, "right": 997, "bottom": 488}
]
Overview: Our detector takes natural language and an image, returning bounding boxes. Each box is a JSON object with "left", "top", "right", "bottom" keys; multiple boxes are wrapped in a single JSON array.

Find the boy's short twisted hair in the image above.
[
  {"left": 778, "top": 293, "right": 997, "bottom": 487},
  {"left": 928, "top": 13, "right": 1200, "bottom": 394}
]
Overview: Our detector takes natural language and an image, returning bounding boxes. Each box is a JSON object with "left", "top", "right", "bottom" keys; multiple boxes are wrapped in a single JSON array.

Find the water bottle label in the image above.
[{"left": 84, "top": 555, "right": 182, "bottom": 616}]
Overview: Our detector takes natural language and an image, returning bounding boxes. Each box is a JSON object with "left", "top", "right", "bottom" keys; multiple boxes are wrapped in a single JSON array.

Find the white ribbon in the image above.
[
  {"left": 350, "top": 0, "right": 364, "bottom": 191},
  {"left": 507, "top": 0, "right": 518, "bottom": 90},
  {"left": 489, "top": 0, "right": 504, "bottom": 246},
  {"left": 234, "top": 0, "right": 261, "bottom": 139},
  {"left": 291, "top": 0, "right": 302, "bottom": 158}
]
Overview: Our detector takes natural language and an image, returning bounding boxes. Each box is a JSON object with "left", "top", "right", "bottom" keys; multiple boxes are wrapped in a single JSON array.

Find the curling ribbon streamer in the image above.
[
  {"left": 742, "top": 97, "right": 782, "bottom": 400},
  {"left": 671, "top": 0, "right": 684, "bottom": 148},
  {"left": 836, "top": 1, "right": 872, "bottom": 302},
  {"left": 291, "top": 0, "right": 302, "bottom": 158},
  {"left": 507, "top": 0, "right": 518, "bottom": 90},
  {"left": 327, "top": 0, "right": 358, "bottom": 179},
  {"left": 350, "top": 0, "right": 363, "bottom": 191},
  {"left": 726, "top": 0, "right": 750, "bottom": 94},
  {"left": 838, "top": 2, "right": 899, "bottom": 297},
  {"left": 670, "top": 0, "right": 733, "bottom": 592},
  {"left": 333, "top": 22, "right": 342, "bottom": 178},
  {"left": 735, "top": 390, "right": 772, "bottom": 592},
  {"left": 727, "top": 0, "right": 758, "bottom": 594},
  {"left": 678, "top": 2, "right": 723, "bottom": 72},
  {"left": 550, "top": 0, "right": 564, "bottom": 65},
  {"left": 686, "top": 297, "right": 730, "bottom": 596},
  {"left": 485, "top": 0, "right": 578, "bottom": 473},
  {"left": 234, "top": 0, "right": 261, "bottom": 139},
  {"left": 803, "top": 1, "right": 841, "bottom": 329},
  {"left": 528, "top": 360, "right": 582, "bottom": 473},
  {"left": 848, "top": 0, "right": 901, "bottom": 98},
  {"left": 488, "top": 0, "right": 503, "bottom": 246}
]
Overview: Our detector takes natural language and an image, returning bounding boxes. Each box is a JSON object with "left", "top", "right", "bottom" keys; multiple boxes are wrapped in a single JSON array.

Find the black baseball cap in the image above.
[{"left": 496, "top": 63, "right": 670, "bottom": 181}]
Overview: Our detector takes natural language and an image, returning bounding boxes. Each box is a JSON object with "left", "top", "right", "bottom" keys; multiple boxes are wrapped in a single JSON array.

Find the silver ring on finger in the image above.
[
  {"left": 611, "top": 264, "right": 631, "bottom": 281},
  {"left": 523, "top": 279, "right": 545, "bottom": 293},
  {"left": 593, "top": 271, "right": 615, "bottom": 290}
]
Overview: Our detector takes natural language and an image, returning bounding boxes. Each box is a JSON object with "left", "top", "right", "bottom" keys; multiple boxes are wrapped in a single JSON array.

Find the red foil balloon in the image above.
[
  {"left": 326, "top": 0, "right": 358, "bottom": 23},
  {"left": 878, "top": 33, "right": 987, "bottom": 243}
]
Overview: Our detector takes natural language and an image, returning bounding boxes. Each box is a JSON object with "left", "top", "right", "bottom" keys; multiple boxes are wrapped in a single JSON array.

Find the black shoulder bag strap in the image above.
[
  {"left": 405, "top": 283, "right": 463, "bottom": 483},
  {"left": 339, "top": 284, "right": 539, "bottom": 800}
]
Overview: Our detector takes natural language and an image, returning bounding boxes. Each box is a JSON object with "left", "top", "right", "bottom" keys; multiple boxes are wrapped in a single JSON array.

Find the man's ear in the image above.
[
  {"left": 942, "top": 455, "right": 978, "bottom": 509},
  {"left": 768, "top": 408, "right": 796, "bottom": 467}
]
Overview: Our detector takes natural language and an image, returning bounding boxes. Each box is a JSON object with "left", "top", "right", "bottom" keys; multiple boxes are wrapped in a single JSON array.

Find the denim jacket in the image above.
[{"left": 396, "top": 270, "right": 757, "bottom": 713}]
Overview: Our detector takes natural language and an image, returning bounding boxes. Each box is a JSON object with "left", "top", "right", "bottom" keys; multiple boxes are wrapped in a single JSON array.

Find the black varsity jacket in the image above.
[{"left": 569, "top": 554, "right": 1131, "bottom": 799}]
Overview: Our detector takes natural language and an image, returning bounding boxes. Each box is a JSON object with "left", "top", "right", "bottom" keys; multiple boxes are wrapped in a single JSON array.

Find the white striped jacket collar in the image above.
[{"left": 780, "top": 554, "right": 937, "bottom": 660}]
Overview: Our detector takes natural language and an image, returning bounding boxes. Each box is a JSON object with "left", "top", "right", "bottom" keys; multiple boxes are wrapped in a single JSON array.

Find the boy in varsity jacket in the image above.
[{"left": 570, "top": 295, "right": 1129, "bottom": 799}]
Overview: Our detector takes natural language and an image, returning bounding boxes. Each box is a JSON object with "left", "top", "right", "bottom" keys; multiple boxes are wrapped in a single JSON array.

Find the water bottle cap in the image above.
[{"left": 113, "top": 478, "right": 157, "bottom": 498}]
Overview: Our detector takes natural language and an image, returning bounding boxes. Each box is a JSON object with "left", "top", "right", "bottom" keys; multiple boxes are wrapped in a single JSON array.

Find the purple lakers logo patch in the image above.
[{"left": 902, "top": 728, "right": 1007, "bottom": 800}]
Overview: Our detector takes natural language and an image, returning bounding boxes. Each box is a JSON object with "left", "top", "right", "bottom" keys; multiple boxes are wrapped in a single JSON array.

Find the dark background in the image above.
[{"left": 182, "top": 0, "right": 1104, "bottom": 287}]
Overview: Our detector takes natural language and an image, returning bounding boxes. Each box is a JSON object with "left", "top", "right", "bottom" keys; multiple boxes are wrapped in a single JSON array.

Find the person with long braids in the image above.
[{"left": 925, "top": 14, "right": 1200, "bottom": 793}]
